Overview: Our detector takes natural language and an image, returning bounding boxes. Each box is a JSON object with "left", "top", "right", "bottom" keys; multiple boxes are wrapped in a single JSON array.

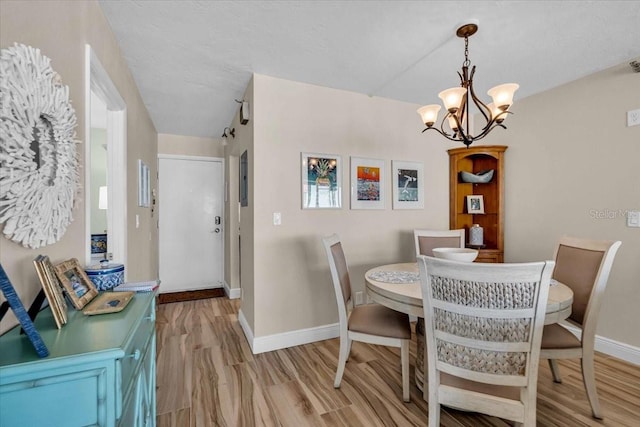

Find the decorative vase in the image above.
[
  {"left": 470, "top": 224, "right": 484, "bottom": 246},
  {"left": 84, "top": 263, "right": 125, "bottom": 291}
]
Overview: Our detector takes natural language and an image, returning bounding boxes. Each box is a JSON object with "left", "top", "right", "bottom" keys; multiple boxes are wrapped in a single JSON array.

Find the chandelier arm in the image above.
[
  {"left": 421, "top": 126, "right": 460, "bottom": 142},
  {"left": 469, "top": 121, "right": 508, "bottom": 142},
  {"left": 466, "top": 66, "right": 492, "bottom": 128},
  {"left": 439, "top": 113, "right": 455, "bottom": 139}
]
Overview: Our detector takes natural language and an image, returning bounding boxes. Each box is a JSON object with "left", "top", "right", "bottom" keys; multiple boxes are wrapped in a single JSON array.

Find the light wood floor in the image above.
[{"left": 156, "top": 297, "right": 640, "bottom": 426}]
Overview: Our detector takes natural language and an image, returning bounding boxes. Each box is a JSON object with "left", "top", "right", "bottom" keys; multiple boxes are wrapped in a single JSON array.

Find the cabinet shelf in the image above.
[{"left": 449, "top": 145, "right": 507, "bottom": 263}]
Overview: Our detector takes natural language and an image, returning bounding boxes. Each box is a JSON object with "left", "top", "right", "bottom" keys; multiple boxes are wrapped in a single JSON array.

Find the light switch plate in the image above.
[
  {"left": 627, "top": 210, "right": 640, "bottom": 227},
  {"left": 627, "top": 109, "right": 640, "bottom": 127},
  {"left": 273, "top": 212, "right": 281, "bottom": 225}
]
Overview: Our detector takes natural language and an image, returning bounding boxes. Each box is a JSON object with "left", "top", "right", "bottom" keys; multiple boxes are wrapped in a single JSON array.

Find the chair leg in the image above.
[
  {"left": 428, "top": 399, "right": 440, "bottom": 427},
  {"left": 581, "top": 354, "right": 603, "bottom": 419},
  {"left": 401, "top": 339, "right": 410, "bottom": 402},
  {"left": 334, "top": 336, "right": 350, "bottom": 388},
  {"left": 548, "top": 359, "right": 562, "bottom": 383}
]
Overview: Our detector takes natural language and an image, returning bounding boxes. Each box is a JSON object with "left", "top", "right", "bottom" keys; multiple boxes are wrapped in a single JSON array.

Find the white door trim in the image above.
[{"left": 84, "top": 45, "right": 127, "bottom": 273}]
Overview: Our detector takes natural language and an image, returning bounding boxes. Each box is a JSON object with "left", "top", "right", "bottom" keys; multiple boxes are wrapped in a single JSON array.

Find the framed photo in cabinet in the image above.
[{"left": 467, "top": 195, "right": 485, "bottom": 214}]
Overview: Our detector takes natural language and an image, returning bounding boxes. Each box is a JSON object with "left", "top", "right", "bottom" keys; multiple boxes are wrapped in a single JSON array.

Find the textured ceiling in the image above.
[{"left": 98, "top": 1, "right": 640, "bottom": 139}]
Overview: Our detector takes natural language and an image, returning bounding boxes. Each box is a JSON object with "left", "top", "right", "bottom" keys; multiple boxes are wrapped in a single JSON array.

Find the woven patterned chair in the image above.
[
  {"left": 540, "top": 236, "right": 622, "bottom": 419},
  {"left": 417, "top": 255, "right": 554, "bottom": 426},
  {"left": 322, "top": 234, "right": 412, "bottom": 402},
  {"left": 414, "top": 229, "right": 465, "bottom": 258}
]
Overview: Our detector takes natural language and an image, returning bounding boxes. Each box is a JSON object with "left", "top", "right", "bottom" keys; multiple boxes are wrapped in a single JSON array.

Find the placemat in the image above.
[{"left": 367, "top": 271, "right": 419, "bottom": 284}]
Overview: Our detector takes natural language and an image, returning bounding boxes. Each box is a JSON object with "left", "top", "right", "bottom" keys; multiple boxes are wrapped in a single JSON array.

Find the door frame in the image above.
[
  {"left": 157, "top": 154, "right": 225, "bottom": 288},
  {"left": 84, "top": 45, "right": 127, "bottom": 273}
]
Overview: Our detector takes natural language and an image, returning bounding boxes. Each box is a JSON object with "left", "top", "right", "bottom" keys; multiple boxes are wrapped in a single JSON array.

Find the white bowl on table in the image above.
[{"left": 432, "top": 247, "right": 479, "bottom": 263}]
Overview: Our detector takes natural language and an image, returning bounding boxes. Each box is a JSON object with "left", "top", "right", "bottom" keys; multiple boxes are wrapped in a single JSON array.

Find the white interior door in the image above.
[{"left": 158, "top": 156, "right": 223, "bottom": 293}]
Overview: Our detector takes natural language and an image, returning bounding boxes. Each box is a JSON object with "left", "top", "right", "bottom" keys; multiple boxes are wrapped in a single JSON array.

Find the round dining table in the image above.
[{"left": 365, "top": 262, "right": 574, "bottom": 391}]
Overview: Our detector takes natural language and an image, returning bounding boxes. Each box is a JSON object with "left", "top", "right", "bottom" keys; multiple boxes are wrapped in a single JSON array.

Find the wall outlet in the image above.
[
  {"left": 355, "top": 291, "right": 363, "bottom": 305},
  {"left": 627, "top": 109, "right": 640, "bottom": 127},
  {"left": 273, "top": 212, "right": 281, "bottom": 225},
  {"left": 627, "top": 210, "right": 640, "bottom": 227}
]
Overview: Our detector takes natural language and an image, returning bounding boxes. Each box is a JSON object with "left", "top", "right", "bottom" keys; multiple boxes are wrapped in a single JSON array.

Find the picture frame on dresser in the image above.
[
  {"left": 0, "top": 264, "right": 49, "bottom": 358},
  {"left": 54, "top": 258, "right": 98, "bottom": 310},
  {"left": 33, "top": 255, "right": 67, "bottom": 329}
]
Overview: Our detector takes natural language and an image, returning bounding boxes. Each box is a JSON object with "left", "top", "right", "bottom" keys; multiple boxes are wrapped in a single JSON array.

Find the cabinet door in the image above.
[{"left": 119, "top": 333, "right": 156, "bottom": 427}]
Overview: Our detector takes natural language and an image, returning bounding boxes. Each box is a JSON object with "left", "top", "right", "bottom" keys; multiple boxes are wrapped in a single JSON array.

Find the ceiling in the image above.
[{"left": 98, "top": 1, "right": 640, "bottom": 139}]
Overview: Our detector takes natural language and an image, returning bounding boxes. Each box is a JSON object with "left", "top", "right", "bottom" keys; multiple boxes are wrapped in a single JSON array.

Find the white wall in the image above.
[
  {"left": 158, "top": 133, "right": 224, "bottom": 158},
  {"left": 90, "top": 128, "right": 107, "bottom": 234}
]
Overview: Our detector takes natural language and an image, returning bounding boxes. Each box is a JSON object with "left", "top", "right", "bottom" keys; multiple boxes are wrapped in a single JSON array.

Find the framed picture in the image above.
[
  {"left": 138, "top": 159, "right": 150, "bottom": 207},
  {"left": 301, "top": 152, "right": 342, "bottom": 209},
  {"left": 33, "top": 255, "right": 67, "bottom": 329},
  {"left": 467, "top": 195, "right": 485, "bottom": 214},
  {"left": 0, "top": 264, "right": 49, "bottom": 357},
  {"left": 350, "top": 156, "right": 385, "bottom": 210},
  {"left": 392, "top": 160, "right": 424, "bottom": 209},
  {"left": 54, "top": 258, "right": 98, "bottom": 310},
  {"left": 82, "top": 291, "right": 134, "bottom": 316}
]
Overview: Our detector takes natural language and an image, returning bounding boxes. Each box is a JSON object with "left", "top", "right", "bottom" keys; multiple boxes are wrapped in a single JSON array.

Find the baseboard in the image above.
[
  {"left": 237, "top": 310, "right": 339, "bottom": 355},
  {"left": 563, "top": 324, "right": 640, "bottom": 365},
  {"left": 237, "top": 309, "right": 254, "bottom": 352},
  {"left": 235, "top": 315, "right": 638, "bottom": 364},
  {"left": 223, "top": 281, "right": 241, "bottom": 299}
]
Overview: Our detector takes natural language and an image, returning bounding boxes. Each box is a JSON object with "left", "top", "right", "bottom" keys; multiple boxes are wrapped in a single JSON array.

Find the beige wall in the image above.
[
  {"left": 225, "top": 79, "right": 256, "bottom": 331},
  {"left": 487, "top": 60, "right": 640, "bottom": 347},
  {"left": 248, "top": 74, "right": 455, "bottom": 338},
  {"left": 1, "top": 0, "right": 157, "bottom": 333}
]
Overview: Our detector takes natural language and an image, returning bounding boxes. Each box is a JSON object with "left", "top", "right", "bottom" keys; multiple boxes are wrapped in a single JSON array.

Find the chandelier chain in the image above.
[{"left": 463, "top": 36, "right": 470, "bottom": 67}]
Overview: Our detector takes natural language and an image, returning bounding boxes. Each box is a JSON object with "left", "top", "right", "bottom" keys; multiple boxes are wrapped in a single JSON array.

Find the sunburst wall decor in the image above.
[{"left": 0, "top": 43, "right": 80, "bottom": 249}]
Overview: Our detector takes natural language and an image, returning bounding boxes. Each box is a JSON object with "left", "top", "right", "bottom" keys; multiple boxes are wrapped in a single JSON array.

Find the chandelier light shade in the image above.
[{"left": 417, "top": 22, "right": 519, "bottom": 147}]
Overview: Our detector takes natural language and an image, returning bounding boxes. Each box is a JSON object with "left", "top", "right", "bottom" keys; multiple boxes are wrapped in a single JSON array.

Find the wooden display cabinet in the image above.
[{"left": 448, "top": 145, "right": 507, "bottom": 263}]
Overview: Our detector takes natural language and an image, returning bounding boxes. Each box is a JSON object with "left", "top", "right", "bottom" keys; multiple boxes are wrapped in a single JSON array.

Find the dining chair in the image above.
[
  {"left": 322, "top": 234, "right": 412, "bottom": 402},
  {"left": 417, "top": 255, "right": 554, "bottom": 426},
  {"left": 414, "top": 229, "right": 465, "bottom": 258},
  {"left": 540, "top": 236, "right": 622, "bottom": 419}
]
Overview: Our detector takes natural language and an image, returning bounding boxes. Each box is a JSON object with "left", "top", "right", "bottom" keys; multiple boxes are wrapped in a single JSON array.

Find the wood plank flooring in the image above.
[{"left": 156, "top": 297, "right": 640, "bottom": 426}]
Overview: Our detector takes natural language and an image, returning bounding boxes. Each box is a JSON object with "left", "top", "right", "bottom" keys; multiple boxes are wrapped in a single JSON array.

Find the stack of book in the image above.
[{"left": 112, "top": 280, "right": 160, "bottom": 293}]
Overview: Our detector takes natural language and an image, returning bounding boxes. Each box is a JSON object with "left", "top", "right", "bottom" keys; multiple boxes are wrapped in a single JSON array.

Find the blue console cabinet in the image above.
[{"left": 0, "top": 291, "right": 157, "bottom": 426}]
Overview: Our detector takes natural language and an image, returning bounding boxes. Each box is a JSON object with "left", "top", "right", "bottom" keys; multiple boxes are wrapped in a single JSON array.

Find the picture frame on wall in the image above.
[
  {"left": 301, "top": 152, "right": 342, "bottom": 209},
  {"left": 138, "top": 159, "right": 150, "bottom": 207},
  {"left": 467, "top": 194, "right": 485, "bottom": 214},
  {"left": 392, "top": 160, "right": 424, "bottom": 209},
  {"left": 350, "top": 157, "right": 385, "bottom": 210}
]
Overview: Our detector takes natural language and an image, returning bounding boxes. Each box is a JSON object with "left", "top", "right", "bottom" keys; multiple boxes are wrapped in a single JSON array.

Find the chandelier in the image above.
[{"left": 417, "top": 22, "right": 519, "bottom": 148}]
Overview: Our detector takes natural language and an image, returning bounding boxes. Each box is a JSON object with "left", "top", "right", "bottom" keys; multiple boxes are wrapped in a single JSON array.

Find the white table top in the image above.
[{"left": 365, "top": 262, "right": 573, "bottom": 324}]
